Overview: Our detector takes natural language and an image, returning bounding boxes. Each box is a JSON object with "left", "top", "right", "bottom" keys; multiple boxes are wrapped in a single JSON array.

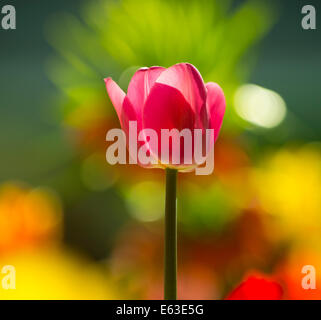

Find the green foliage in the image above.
[
  {"left": 178, "top": 182, "right": 240, "bottom": 234},
  {"left": 46, "top": 0, "right": 275, "bottom": 128}
]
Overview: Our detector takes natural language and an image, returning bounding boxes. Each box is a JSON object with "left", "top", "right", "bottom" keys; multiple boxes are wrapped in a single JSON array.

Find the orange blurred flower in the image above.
[
  {"left": 0, "top": 182, "right": 62, "bottom": 255},
  {"left": 276, "top": 249, "right": 321, "bottom": 300}
]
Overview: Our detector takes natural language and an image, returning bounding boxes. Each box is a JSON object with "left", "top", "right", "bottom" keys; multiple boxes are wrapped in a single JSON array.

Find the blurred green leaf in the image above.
[{"left": 47, "top": 0, "right": 275, "bottom": 131}]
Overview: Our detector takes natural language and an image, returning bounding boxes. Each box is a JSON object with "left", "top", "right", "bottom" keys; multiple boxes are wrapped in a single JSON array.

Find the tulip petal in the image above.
[
  {"left": 206, "top": 82, "right": 226, "bottom": 142},
  {"left": 104, "top": 77, "right": 126, "bottom": 122},
  {"left": 105, "top": 78, "right": 142, "bottom": 146},
  {"left": 120, "top": 97, "right": 138, "bottom": 135},
  {"left": 155, "top": 63, "right": 207, "bottom": 128},
  {"left": 105, "top": 77, "right": 158, "bottom": 168},
  {"left": 127, "top": 66, "right": 165, "bottom": 125},
  {"left": 143, "top": 83, "right": 195, "bottom": 166},
  {"left": 123, "top": 97, "right": 160, "bottom": 169}
]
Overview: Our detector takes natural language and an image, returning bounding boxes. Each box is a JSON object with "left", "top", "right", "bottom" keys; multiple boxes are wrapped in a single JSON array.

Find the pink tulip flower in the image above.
[{"left": 105, "top": 63, "right": 225, "bottom": 171}]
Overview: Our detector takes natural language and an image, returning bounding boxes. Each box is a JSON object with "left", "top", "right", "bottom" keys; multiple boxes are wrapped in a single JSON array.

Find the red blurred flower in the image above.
[{"left": 226, "top": 275, "right": 283, "bottom": 300}]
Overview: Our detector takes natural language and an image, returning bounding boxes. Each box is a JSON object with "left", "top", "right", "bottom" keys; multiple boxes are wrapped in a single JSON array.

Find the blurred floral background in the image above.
[{"left": 0, "top": 0, "right": 320, "bottom": 299}]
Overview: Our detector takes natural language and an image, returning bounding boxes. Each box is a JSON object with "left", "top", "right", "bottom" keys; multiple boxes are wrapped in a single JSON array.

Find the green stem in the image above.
[{"left": 164, "top": 168, "right": 177, "bottom": 300}]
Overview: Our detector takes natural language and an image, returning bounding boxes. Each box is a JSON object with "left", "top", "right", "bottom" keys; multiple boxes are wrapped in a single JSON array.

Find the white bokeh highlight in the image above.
[{"left": 234, "top": 84, "right": 287, "bottom": 128}]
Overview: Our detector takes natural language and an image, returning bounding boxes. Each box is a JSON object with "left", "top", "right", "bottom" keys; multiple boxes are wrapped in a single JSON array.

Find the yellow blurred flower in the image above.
[
  {"left": 0, "top": 249, "right": 116, "bottom": 299},
  {"left": 0, "top": 182, "right": 118, "bottom": 299},
  {"left": 251, "top": 145, "right": 321, "bottom": 241},
  {"left": 0, "top": 182, "right": 62, "bottom": 254}
]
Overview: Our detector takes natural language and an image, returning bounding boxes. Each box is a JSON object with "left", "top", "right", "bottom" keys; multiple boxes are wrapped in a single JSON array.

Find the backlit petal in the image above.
[
  {"left": 127, "top": 66, "right": 165, "bottom": 125},
  {"left": 104, "top": 77, "right": 126, "bottom": 122},
  {"left": 143, "top": 83, "right": 195, "bottom": 166},
  {"left": 206, "top": 82, "right": 226, "bottom": 142},
  {"left": 155, "top": 63, "right": 207, "bottom": 128}
]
